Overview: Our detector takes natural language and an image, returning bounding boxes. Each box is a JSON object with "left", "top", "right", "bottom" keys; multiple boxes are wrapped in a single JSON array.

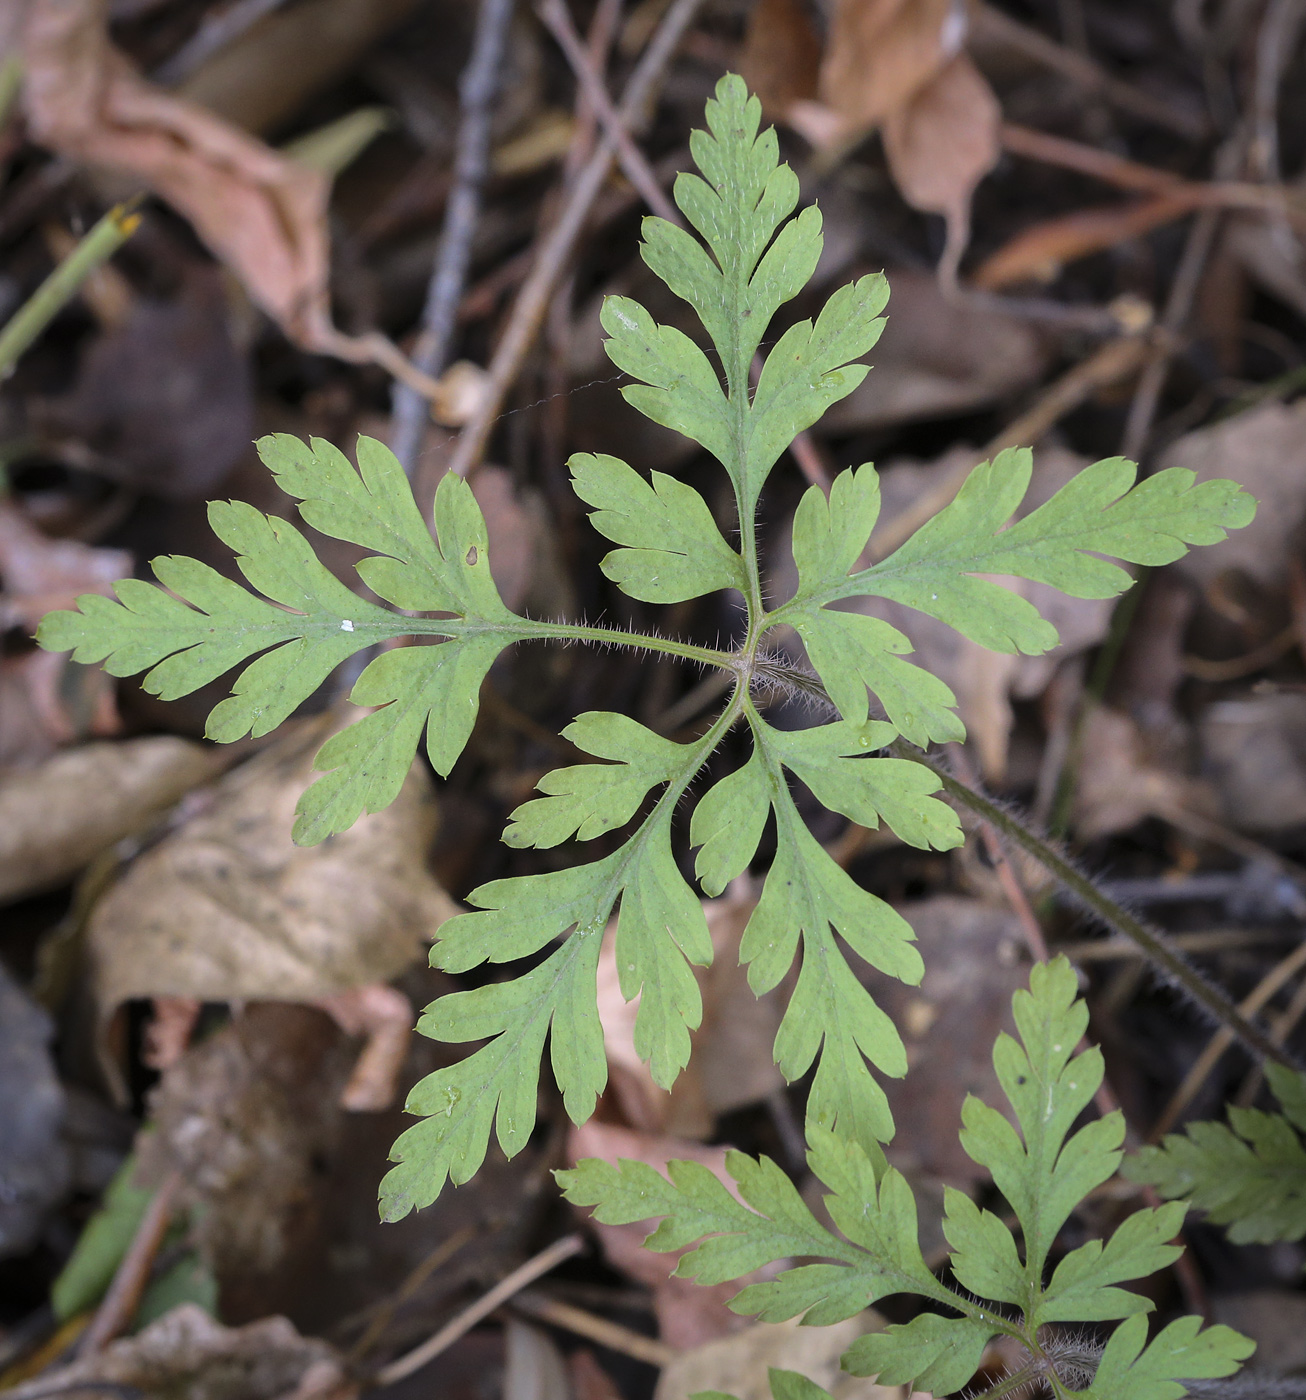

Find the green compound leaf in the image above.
[
  {"left": 1126, "top": 1061, "right": 1306, "bottom": 1246},
  {"left": 562, "top": 959, "right": 1248, "bottom": 1400},
  {"left": 774, "top": 450, "right": 1257, "bottom": 744},
  {"left": 386, "top": 725, "right": 718, "bottom": 1217},
  {"left": 569, "top": 452, "right": 745, "bottom": 603},
  {"left": 37, "top": 434, "right": 531, "bottom": 845}
]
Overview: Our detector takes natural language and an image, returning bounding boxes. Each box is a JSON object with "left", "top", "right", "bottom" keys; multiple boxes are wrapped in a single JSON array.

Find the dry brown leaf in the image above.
[
  {"left": 1073, "top": 704, "right": 1212, "bottom": 841},
  {"left": 654, "top": 1314, "right": 901, "bottom": 1400},
  {"left": 882, "top": 53, "right": 1002, "bottom": 285},
  {"left": 862, "top": 896, "right": 1025, "bottom": 1184},
  {"left": 1199, "top": 693, "right": 1306, "bottom": 835},
  {"left": 137, "top": 1003, "right": 356, "bottom": 1290},
  {"left": 737, "top": 0, "right": 823, "bottom": 117},
  {"left": 0, "top": 646, "right": 120, "bottom": 768},
  {"left": 0, "top": 736, "right": 222, "bottom": 903},
  {"left": 86, "top": 713, "right": 458, "bottom": 1095},
  {"left": 1162, "top": 398, "right": 1306, "bottom": 591},
  {"left": 0, "top": 498, "right": 131, "bottom": 633},
  {"left": 973, "top": 190, "right": 1202, "bottom": 290},
  {"left": 22, "top": 0, "right": 338, "bottom": 350},
  {"left": 3, "top": 1304, "right": 351, "bottom": 1400},
  {"left": 567, "top": 1120, "right": 769, "bottom": 1349},
  {"left": 596, "top": 883, "right": 786, "bottom": 1139},
  {"left": 807, "top": 0, "right": 963, "bottom": 140}
]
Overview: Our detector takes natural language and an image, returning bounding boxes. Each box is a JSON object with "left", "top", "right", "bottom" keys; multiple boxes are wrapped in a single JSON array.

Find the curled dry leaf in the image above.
[
  {"left": 0, "top": 736, "right": 222, "bottom": 903},
  {"left": 567, "top": 1120, "right": 775, "bottom": 1350},
  {"left": 21, "top": 0, "right": 335, "bottom": 350},
  {"left": 17, "top": 0, "right": 440, "bottom": 398},
  {"left": 654, "top": 1314, "right": 899, "bottom": 1400},
  {"left": 973, "top": 189, "right": 1202, "bottom": 290},
  {"left": 2, "top": 1303, "right": 352, "bottom": 1400},
  {"left": 86, "top": 713, "right": 458, "bottom": 1096},
  {"left": 596, "top": 882, "right": 785, "bottom": 1139},
  {"left": 882, "top": 53, "right": 1002, "bottom": 286},
  {"left": 806, "top": 0, "right": 964, "bottom": 140}
]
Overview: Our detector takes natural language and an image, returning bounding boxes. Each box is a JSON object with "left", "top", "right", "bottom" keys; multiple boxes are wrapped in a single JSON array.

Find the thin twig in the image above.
[
  {"left": 510, "top": 1291, "right": 677, "bottom": 1367},
  {"left": 898, "top": 743, "right": 1300, "bottom": 1071},
  {"left": 446, "top": 0, "right": 708, "bottom": 481},
  {"left": 347, "top": 1225, "right": 477, "bottom": 1362},
  {"left": 152, "top": 0, "right": 287, "bottom": 84},
  {"left": 390, "top": 0, "right": 516, "bottom": 476},
  {"left": 538, "top": 0, "right": 678, "bottom": 225},
  {"left": 76, "top": 1171, "right": 182, "bottom": 1356},
  {"left": 374, "top": 1234, "right": 585, "bottom": 1386}
]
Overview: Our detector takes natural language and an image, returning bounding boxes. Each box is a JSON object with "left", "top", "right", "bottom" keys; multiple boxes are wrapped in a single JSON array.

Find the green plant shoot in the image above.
[{"left": 37, "top": 77, "right": 1256, "bottom": 1220}]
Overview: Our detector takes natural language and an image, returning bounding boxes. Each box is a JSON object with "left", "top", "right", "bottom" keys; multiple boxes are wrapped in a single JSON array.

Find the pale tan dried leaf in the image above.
[
  {"left": 0, "top": 499, "right": 131, "bottom": 632},
  {"left": 86, "top": 713, "right": 457, "bottom": 1094},
  {"left": 654, "top": 1314, "right": 899, "bottom": 1400},
  {"left": 19, "top": 0, "right": 409, "bottom": 372},
  {"left": 771, "top": 446, "right": 1113, "bottom": 780},
  {"left": 0, "top": 736, "right": 222, "bottom": 902},
  {"left": 882, "top": 53, "right": 1001, "bottom": 286},
  {"left": 1073, "top": 704, "right": 1212, "bottom": 841},
  {"left": 3, "top": 1304, "right": 347, "bottom": 1400}
]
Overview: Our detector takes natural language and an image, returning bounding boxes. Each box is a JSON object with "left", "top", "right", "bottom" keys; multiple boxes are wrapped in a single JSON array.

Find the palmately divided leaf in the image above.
[
  {"left": 743, "top": 275, "right": 887, "bottom": 508},
  {"left": 294, "top": 636, "right": 506, "bottom": 844},
  {"left": 600, "top": 298, "right": 732, "bottom": 467},
  {"left": 690, "top": 745, "right": 770, "bottom": 897},
  {"left": 1126, "top": 1063, "right": 1306, "bottom": 1245},
  {"left": 569, "top": 453, "right": 745, "bottom": 603}
]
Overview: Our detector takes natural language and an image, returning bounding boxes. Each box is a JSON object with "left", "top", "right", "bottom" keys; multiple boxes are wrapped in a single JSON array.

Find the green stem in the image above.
[
  {"left": 897, "top": 741, "right": 1299, "bottom": 1071},
  {"left": 0, "top": 199, "right": 144, "bottom": 379},
  {"left": 523, "top": 618, "right": 737, "bottom": 671}
]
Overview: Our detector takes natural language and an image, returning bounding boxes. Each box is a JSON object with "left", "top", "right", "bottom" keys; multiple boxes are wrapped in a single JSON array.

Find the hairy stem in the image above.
[
  {"left": 897, "top": 742, "right": 1299, "bottom": 1071},
  {"left": 524, "top": 618, "right": 737, "bottom": 671}
]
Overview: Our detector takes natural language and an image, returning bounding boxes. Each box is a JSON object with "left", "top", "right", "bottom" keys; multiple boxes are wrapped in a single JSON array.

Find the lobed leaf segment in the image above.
[
  {"left": 37, "top": 76, "right": 1255, "bottom": 1220},
  {"left": 561, "top": 958, "right": 1254, "bottom": 1400},
  {"left": 1128, "top": 1061, "right": 1306, "bottom": 1248}
]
